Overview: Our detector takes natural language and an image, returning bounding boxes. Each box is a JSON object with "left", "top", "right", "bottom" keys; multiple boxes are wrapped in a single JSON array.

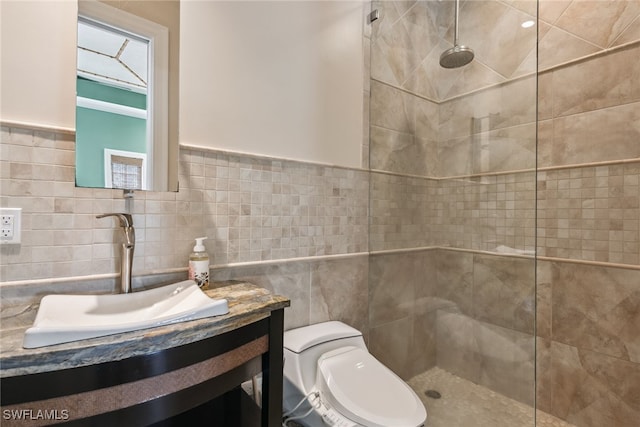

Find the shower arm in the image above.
[{"left": 453, "top": 0, "right": 461, "bottom": 46}]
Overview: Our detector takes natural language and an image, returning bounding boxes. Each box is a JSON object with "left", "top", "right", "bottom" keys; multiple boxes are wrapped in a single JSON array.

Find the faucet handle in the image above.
[{"left": 96, "top": 213, "right": 133, "bottom": 228}]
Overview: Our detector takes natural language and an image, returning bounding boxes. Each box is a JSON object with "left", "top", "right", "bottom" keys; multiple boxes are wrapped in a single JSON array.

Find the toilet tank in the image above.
[{"left": 283, "top": 321, "right": 367, "bottom": 394}]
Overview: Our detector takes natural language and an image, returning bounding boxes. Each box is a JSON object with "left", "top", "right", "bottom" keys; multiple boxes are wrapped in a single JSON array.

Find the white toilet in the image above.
[{"left": 283, "top": 321, "right": 427, "bottom": 427}]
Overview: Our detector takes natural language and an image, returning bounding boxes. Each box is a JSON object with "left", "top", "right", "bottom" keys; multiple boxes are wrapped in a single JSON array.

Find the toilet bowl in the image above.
[{"left": 283, "top": 321, "right": 427, "bottom": 427}]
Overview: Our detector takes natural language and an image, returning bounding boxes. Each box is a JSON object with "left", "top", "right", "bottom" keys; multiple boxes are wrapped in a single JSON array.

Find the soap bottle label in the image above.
[{"left": 189, "top": 260, "right": 209, "bottom": 288}]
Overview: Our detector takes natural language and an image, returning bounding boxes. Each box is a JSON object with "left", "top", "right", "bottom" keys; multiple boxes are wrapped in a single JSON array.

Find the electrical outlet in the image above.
[{"left": 0, "top": 208, "right": 21, "bottom": 244}]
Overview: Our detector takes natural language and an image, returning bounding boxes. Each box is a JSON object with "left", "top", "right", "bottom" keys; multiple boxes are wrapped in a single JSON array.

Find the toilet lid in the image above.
[{"left": 317, "top": 347, "right": 426, "bottom": 427}]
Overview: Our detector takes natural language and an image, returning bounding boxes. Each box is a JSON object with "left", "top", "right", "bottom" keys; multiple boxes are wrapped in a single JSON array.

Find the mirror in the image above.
[{"left": 75, "top": 0, "right": 179, "bottom": 192}]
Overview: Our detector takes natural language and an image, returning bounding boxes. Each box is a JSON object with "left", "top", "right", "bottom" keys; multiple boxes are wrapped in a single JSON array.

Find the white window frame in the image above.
[
  {"left": 78, "top": 0, "right": 169, "bottom": 191},
  {"left": 104, "top": 148, "right": 147, "bottom": 190}
]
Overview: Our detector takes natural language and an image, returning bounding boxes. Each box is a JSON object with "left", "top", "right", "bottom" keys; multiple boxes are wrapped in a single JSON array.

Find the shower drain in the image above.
[{"left": 425, "top": 389, "right": 442, "bottom": 399}]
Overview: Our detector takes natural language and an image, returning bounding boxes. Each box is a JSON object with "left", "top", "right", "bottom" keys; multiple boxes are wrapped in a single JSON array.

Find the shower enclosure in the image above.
[
  {"left": 367, "top": 1, "right": 640, "bottom": 426},
  {"left": 367, "top": 0, "right": 539, "bottom": 425}
]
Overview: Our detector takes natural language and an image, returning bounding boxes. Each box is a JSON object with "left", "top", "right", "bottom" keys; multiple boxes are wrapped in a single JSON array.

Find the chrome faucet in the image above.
[{"left": 97, "top": 213, "right": 135, "bottom": 293}]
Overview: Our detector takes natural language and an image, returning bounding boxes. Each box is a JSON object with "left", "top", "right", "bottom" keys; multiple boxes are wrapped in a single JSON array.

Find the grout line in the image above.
[{"left": 609, "top": 14, "right": 640, "bottom": 48}]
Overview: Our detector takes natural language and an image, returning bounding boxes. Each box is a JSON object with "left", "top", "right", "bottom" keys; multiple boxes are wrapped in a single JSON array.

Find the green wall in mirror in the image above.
[{"left": 76, "top": 78, "right": 147, "bottom": 188}]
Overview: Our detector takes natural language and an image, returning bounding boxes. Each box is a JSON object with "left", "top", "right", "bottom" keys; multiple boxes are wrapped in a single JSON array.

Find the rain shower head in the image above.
[
  {"left": 440, "top": 0, "right": 474, "bottom": 69},
  {"left": 439, "top": 45, "right": 474, "bottom": 68}
]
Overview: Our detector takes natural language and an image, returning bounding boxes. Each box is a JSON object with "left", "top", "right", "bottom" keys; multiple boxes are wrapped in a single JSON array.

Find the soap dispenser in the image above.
[{"left": 189, "top": 237, "right": 210, "bottom": 288}]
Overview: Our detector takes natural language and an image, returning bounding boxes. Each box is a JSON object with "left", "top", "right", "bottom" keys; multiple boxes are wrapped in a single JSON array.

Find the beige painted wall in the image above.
[
  {"left": 0, "top": 1, "right": 77, "bottom": 129},
  {"left": 179, "top": 0, "right": 364, "bottom": 169}
]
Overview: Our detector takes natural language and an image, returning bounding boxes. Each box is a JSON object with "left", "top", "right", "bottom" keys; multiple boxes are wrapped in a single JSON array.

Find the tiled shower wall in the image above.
[
  {"left": 368, "top": 1, "right": 640, "bottom": 426},
  {"left": 368, "top": 1, "right": 539, "bottom": 404},
  {"left": 369, "top": 249, "right": 536, "bottom": 404},
  {"left": 534, "top": 33, "right": 640, "bottom": 427}
]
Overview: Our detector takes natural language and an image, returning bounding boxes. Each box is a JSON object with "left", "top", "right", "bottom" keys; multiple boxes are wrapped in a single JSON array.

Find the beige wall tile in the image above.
[
  {"left": 457, "top": 0, "right": 536, "bottom": 78},
  {"left": 309, "top": 256, "right": 369, "bottom": 337},
  {"left": 369, "top": 251, "right": 424, "bottom": 327},
  {"left": 539, "top": 0, "right": 572, "bottom": 25},
  {"left": 536, "top": 261, "right": 553, "bottom": 340},
  {"left": 611, "top": 14, "right": 640, "bottom": 47},
  {"left": 436, "top": 135, "right": 473, "bottom": 176},
  {"left": 436, "top": 310, "right": 482, "bottom": 383},
  {"left": 545, "top": 341, "right": 640, "bottom": 427},
  {"left": 538, "top": 162, "right": 640, "bottom": 265},
  {"left": 475, "top": 321, "right": 535, "bottom": 405},
  {"left": 435, "top": 249, "right": 474, "bottom": 317},
  {"left": 370, "top": 80, "right": 415, "bottom": 135},
  {"left": 370, "top": 126, "right": 434, "bottom": 176},
  {"left": 543, "top": 102, "right": 640, "bottom": 167},
  {"left": 536, "top": 338, "right": 554, "bottom": 414},
  {"left": 552, "top": 44, "right": 640, "bottom": 117},
  {"left": 538, "top": 26, "right": 600, "bottom": 70},
  {"left": 472, "top": 254, "right": 536, "bottom": 334},
  {"left": 369, "top": 316, "right": 415, "bottom": 379},
  {"left": 550, "top": 261, "right": 640, "bottom": 363},
  {"left": 212, "top": 262, "right": 311, "bottom": 331},
  {"left": 410, "top": 310, "right": 438, "bottom": 374},
  {"left": 473, "top": 123, "right": 536, "bottom": 174},
  {"left": 554, "top": 0, "right": 640, "bottom": 49},
  {"left": 439, "top": 76, "right": 537, "bottom": 142},
  {"left": 370, "top": 10, "right": 422, "bottom": 87},
  {"left": 442, "top": 60, "right": 506, "bottom": 100},
  {"left": 0, "top": 125, "right": 370, "bottom": 283}
]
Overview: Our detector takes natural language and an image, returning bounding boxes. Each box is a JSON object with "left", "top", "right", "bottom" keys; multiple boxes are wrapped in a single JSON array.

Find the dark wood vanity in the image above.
[{"left": 0, "top": 282, "right": 289, "bottom": 427}]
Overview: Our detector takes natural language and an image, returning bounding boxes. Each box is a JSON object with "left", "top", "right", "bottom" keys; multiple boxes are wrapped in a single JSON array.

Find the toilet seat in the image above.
[{"left": 316, "top": 346, "right": 426, "bottom": 427}]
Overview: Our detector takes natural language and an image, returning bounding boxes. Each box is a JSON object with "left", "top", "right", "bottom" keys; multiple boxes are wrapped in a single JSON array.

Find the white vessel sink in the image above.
[{"left": 23, "top": 280, "right": 229, "bottom": 348}]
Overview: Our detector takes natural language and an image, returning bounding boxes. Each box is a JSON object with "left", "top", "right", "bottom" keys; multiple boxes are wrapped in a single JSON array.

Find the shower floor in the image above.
[{"left": 408, "top": 367, "right": 575, "bottom": 427}]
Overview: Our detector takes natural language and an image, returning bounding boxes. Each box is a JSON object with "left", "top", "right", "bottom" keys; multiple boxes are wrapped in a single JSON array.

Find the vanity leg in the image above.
[
  {"left": 223, "top": 387, "right": 242, "bottom": 426},
  {"left": 262, "top": 309, "right": 284, "bottom": 427}
]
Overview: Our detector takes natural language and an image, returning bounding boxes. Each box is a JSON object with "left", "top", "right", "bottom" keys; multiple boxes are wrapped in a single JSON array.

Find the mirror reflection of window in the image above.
[
  {"left": 76, "top": 0, "right": 173, "bottom": 191},
  {"left": 75, "top": 17, "right": 150, "bottom": 190},
  {"left": 104, "top": 149, "right": 147, "bottom": 190}
]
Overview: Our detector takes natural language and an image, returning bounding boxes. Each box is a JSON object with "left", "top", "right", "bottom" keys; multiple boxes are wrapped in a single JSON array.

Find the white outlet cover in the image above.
[{"left": 0, "top": 208, "right": 22, "bottom": 244}]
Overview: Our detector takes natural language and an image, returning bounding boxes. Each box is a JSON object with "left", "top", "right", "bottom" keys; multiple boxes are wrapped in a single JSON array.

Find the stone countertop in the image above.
[{"left": 0, "top": 281, "right": 290, "bottom": 378}]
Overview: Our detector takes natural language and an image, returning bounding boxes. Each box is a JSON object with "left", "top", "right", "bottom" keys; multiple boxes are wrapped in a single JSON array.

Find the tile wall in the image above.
[
  {"left": 0, "top": 125, "right": 371, "bottom": 334},
  {"left": 368, "top": 247, "right": 536, "bottom": 407},
  {"left": 534, "top": 8, "right": 640, "bottom": 423},
  {"left": 0, "top": 126, "right": 369, "bottom": 284},
  {"left": 369, "top": 1, "right": 640, "bottom": 425}
]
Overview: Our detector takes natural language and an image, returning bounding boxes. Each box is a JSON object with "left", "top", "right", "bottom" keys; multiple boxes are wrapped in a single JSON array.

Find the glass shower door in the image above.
[{"left": 366, "top": 1, "right": 539, "bottom": 425}]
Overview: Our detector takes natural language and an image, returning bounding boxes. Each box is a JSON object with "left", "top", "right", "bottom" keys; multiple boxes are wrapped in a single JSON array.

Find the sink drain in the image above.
[{"left": 425, "top": 389, "right": 442, "bottom": 399}]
